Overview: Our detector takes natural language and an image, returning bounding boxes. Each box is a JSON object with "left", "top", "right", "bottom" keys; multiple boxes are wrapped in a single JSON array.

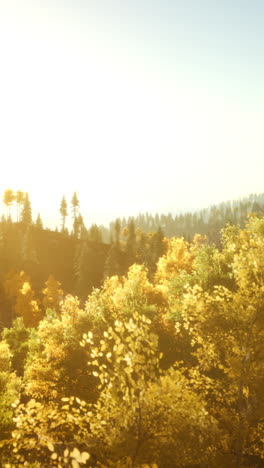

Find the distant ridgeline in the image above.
[{"left": 109, "top": 192, "right": 264, "bottom": 242}]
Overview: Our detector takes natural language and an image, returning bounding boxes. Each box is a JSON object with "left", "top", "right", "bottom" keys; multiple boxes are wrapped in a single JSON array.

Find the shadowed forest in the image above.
[{"left": 0, "top": 189, "right": 264, "bottom": 467}]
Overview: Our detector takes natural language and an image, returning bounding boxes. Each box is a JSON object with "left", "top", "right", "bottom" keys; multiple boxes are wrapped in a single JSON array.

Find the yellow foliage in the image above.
[
  {"left": 42, "top": 274, "right": 64, "bottom": 312},
  {"left": 155, "top": 237, "right": 193, "bottom": 284},
  {"left": 14, "top": 281, "right": 41, "bottom": 328}
]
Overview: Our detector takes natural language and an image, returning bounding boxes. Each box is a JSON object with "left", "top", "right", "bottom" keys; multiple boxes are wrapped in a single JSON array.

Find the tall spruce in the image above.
[
  {"left": 59, "top": 196, "right": 68, "bottom": 232},
  {"left": 21, "top": 193, "right": 32, "bottom": 225}
]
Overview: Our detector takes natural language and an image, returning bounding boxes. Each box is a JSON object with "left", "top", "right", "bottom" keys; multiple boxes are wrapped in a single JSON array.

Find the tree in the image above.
[
  {"left": 10, "top": 311, "right": 216, "bottom": 467},
  {"left": 3, "top": 188, "right": 14, "bottom": 220},
  {"left": 88, "top": 224, "right": 102, "bottom": 243},
  {"left": 73, "top": 213, "right": 85, "bottom": 238},
  {"left": 15, "top": 190, "right": 25, "bottom": 222},
  {"left": 0, "top": 340, "right": 21, "bottom": 441},
  {"left": 104, "top": 244, "right": 122, "bottom": 278},
  {"left": 2, "top": 318, "right": 31, "bottom": 377},
  {"left": 126, "top": 218, "right": 136, "bottom": 266},
  {"left": 15, "top": 281, "right": 41, "bottom": 328},
  {"left": 23, "top": 295, "right": 97, "bottom": 403},
  {"left": 21, "top": 193, "right": 32, "bottom": 225},
  {"left": 3, "top": 270, "right": 31, "bottom": 323},
  {"left": 21, "top": 225, "right": 39, "bottom": 269},
  {"left": 35, "top": 213, "right": 43, "bottom": 229},
  {"left": 42, "top": 274, "right": 64, "bottom": 313},
  {"left": 59, "top": 196, "right": 68, "bottom": 232},
  {"left": 114, "top": 218, "right": 121, "bottom": 247},
  {"left": 71, "top": 192, "right": 79, "bottom": 229},
  {"left": 165, "top": 216, "right": 264, "bottom": 466}
]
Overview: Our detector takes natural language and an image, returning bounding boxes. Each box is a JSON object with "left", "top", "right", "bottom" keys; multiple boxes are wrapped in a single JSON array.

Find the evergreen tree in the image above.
[
  {"left": 114, "top": 218, "right": 121, "bottom": 247},
  {"left": 35, "top": 213, "right": 43, "bottom": 229},
  {"left": 21, "top": 226, "right": 39, "bottom": 270},
  {"left": 104, "top": 244, "right": 122, "bottom": 278},
  {"left": 71, "top": 192, "right": 79, "bottom": 227},
  {"left": 59, "top": 196, "right": 68, "bottom": 232},
  {"left": 73, "top": 213, "right": 85, "bottom": 238},
  {"left": 88, "top": 224, "right": 102, "bottom": 243},
  {"left": 126, "top": 218, "right": 136, "bottom": 266},
  {"left": 15, "top": 190, "right": 25, "bottom": 222},
  {"left": 21, "top": 193, "right": 32, "bottom": 225}
]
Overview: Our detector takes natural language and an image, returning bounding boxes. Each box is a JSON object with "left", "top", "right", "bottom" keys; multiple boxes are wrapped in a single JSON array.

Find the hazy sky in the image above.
[{"left": 0, "top": 0, "right": 263, "bottom": 228}]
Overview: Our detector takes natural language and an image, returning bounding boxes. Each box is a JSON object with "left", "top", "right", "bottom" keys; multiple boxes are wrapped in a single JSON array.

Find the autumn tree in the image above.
[
  {"left": 2, "top": 318, "right": 31, "bottom": 376},
  {"left": 23, "top": 295, "right": 97, "bottom": 403},
  {"left": 3, "top": 270, "right": 30, "bottom": 322},
  {"left": 0, "top": 340, "right": 21, "bottom": 441},
  {"left": 42, "top": 275, "right": 64, "bottom": 313},
  {"left": 10, "top": 311, "right": 217, "bottom": 467},
  {"left": 163, "top": 217, "right": 264, "bottom": 466},
  {"left": 15, "top": 281, "right": 41, "bottom": 328},
  {"left": 3, "top": 188, "right": 15, "bottom": 220}
]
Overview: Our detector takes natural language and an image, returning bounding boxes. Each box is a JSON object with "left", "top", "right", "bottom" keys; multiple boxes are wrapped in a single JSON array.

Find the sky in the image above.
[{"left": 0, "top": 0, "right": 263, "bottom": 228}]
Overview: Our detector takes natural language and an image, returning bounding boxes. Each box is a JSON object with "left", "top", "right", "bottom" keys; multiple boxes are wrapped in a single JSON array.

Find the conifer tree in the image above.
[
  {"left": 88, "top": 224, "right": 102, "bottom": 243},
  {"left": 71, "top": 192, "right": 79, "bottom": 225},
  {"left": 21, "top": 193, "right": 32, "bottom": 225},
  {"left": 35, "top": 213, "right": 43, "bottom": 229},
  {"left": 104, "top": 244, "right": 122, "bottom": 278},
  {"left": 59, "top": 196, "right": 68, "bottom": 232},
  {"left": 114, "top": 218, "right": 121, "bottom": 247},
  {"left": 126, "top": 218, "right": 136, "bottom": 266},
  {"left": 73, "top": 213, "right": 85, "bottom": 238},
  {"left": 15, "top": 190, "right": 25, "bottom": 222}
]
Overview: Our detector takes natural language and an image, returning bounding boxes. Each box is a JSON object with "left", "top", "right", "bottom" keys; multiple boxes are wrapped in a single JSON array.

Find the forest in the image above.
[{"left": 0, "top": 189, "right": 264, "bottom": 467}]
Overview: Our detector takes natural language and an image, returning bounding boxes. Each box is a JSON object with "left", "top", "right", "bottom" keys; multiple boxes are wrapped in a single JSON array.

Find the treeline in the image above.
[
  {"left": 109, "top": 192, "right": 264, "bottom": 243},
  {"left": 2, "top": 189, "right": 264, "bottom": 246},
  {"left": 0, "top": 215, "right": 264, "bottom": 467},
  {"left": 0, "top": 192, "right": 166, "bottom": 329}
]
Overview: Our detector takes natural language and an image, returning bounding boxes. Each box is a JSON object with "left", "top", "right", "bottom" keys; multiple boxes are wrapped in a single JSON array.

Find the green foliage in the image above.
[
  {"left": 2, "top": 318, "right": 31, "bottom": 376},
  {"left": 0, "top": 341, "right": 21, "bottom": 439},
  {"left": 24, "top": 296, "right": 97, "bottom": 403}
]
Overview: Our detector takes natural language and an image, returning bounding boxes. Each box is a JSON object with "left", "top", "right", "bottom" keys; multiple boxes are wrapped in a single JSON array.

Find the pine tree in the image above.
[
  {"left": 59, "top": 196, "right": 68, "bottom": 232},
  {"left": 71, "top": 192, "right": 79, "bottom": 226},
  {"left": 88, "top": 224, "right": 102, "bottom": 243},
  {"left": 21, "top": 193, "right": 32, "bottom": 225},
  {"left": 126, "top": 218, "right": 136, "bottom": 266},
  {"left": 104, "top": 244, "right": 122, "bottom": 278},
  {"left": 15, "top": 190, "right": 25, "bottom": 222},
  {"left": 114, "top": 218, "right": 121, "bottom": 247},
  {"left": 35, "top": 213, "right": 43, "bottom": 229}
]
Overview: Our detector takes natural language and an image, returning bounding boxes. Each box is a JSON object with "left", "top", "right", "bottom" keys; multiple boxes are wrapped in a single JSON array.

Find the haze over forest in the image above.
[
  {"left": 1, "top": 2, "right": 264, "bottom": 467},
  {"left": 1, "top": 0, "right": 264, "bottom": 226}
]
